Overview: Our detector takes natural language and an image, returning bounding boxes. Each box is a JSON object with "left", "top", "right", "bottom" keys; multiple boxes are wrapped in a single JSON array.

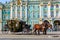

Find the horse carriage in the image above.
[
  {"left": 3, "top": 20, "right": 52, "bottom": 35},
  {"left": 6, "top": 20, "right": 31, "bottom": 32}
]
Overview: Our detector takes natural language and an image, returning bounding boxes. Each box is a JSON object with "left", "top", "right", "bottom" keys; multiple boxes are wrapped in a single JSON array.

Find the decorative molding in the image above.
[
  {"left": 40, "top": 2, "right": 43, "bottom": 6},
  {"left": 48, "top": 4, "right": 51, "bottom": 6},
  {"left": 0, "top": 8, "right": 2, "bottom": 10},
  {"left": 0, "top": 20, "right": 2, "bottom": 23},
  {"left": 40, "top": 4, "right": 43, "bottom": 6},
  {"left": 17, "top": 0, "right": 21, "bottom": 5}
]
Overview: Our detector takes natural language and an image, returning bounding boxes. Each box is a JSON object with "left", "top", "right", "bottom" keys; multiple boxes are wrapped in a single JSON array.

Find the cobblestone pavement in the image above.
[
  {"left": 0, "top": 38, "right": 60, "bottom": 40},
  {"left": 0, "top": 35, "right": 60, "bottom": 40},
  {"left": 0, "top": 31, "right": 60, "bottom": 40}
]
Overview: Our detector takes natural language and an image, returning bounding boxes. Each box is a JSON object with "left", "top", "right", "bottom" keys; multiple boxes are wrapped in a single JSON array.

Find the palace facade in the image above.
[{"left": 0, "top": 0, "right": 60, "bottom": 31}]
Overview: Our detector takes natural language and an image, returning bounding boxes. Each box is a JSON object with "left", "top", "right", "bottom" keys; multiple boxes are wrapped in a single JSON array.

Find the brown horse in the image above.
[
  {"left": 32, "top": 22, "right": 52, "bottom": 35},
  {"left": 33, "top": 24, "right": 41, "bottom": 34},
  {"left": 42, "top": 22, "right": 52, "bottom": 34}
]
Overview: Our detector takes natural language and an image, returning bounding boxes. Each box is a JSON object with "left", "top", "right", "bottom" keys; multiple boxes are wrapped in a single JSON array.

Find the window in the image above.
[
  {"left": 33, "top": 5, "right": 39, "bottom": 18},
  {"left": 51, "top": 5, "right": 54, "bottom": 8},
  {"left": 56, "top": 4, "right": 59, "bottom": 17},
  {"left": 44, "top": 5, "right": 47, "bottom": 8},
  {"left": 50, "top": 4, "right": 54, "bottom": 17},
  {"left": 43, "top": 5, "right": 47, "bottom": 17},
  {"left": 56, "top": 11, "right": 58, "bottom": 17},
  {"left": 22, "top": 5, "right": 25, "bottom": 20},
  {"left": 51, "top": 11, "right": 54, "bottom": 17},
  {"left": 56, "top": 4, "right": 59, "bottom": 8},
  {"left": 17, "top": 6, "right": 20, "bottom": 11}
]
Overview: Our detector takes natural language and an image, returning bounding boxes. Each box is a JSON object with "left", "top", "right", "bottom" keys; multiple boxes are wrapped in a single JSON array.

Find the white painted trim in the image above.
[
  {"left": 25, "top": 5, "right": 27, "bottom": 21},
  {"left": 15, "top": 1, "right": 17, "bottom": 18},
  {"left": 0, "top": 10, "right": 2, "bottom": 31},
  {"left": 20, "top": 4, "right": 22, "bottom": 20},
  {"left": 10, "top": 3, "right": 12, "bottom": 19},
  {"left": 58, "top": 5, "right": 60, "bottom": 18},
  {"left": 48, "top": 3, "right": 51, "bottom": 18},
  {"left": 54, "top": 5, "right": 56, "bottom": 18},
  {"left": 40, "top": 5, "right": 41, "bottom": 18}
]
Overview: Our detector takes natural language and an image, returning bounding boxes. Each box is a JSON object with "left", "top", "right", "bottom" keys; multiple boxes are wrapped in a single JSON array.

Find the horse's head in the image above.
[{"left": 48, "top": 24, "right": 52, "bottom": 29}]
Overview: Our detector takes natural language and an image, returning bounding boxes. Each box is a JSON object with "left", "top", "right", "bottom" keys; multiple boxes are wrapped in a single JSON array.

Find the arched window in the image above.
[{"left": 51, "top": 11, "right": 54, "bottom": 17}]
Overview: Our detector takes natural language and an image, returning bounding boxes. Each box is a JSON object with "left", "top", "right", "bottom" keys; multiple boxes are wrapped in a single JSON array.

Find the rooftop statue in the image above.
[{"left": 17, "top": 0, "right": 21, "bottom": 5}]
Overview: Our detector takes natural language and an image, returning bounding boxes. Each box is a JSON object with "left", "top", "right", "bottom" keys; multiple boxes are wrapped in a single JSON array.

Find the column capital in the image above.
[
  {"left": 48, "top": 1, "right": 51, "bottom": 6},
  {"left": 48, "top": 2, "right": 51, "bottom": 6},
  {"left": 17, "top": 0, "right": 22, "bottom": 6},
  {"left": 10, "top": 2, "right": 13, "bottom": 7},
  {"left": 48, "top": 4, "right": 51, "bottom": 6},
  {"left": 40, "top": 2, "right": 43, "bottom": 6}
]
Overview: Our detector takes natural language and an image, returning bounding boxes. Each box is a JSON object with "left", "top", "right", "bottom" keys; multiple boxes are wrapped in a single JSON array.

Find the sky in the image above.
[{"left": 0, "top": 0, "right": 10, "bottom": 3}]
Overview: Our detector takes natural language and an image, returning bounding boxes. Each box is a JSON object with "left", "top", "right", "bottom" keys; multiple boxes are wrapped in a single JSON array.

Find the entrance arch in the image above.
[
  {"left": 54, "top": 20, "right": 60, "bottom": 25},
  {"left": 43, "top": 20, "right": 49, "bottom": 23},
  {"left": 53, "top": 20, "right": 60, "bottom": 31}
]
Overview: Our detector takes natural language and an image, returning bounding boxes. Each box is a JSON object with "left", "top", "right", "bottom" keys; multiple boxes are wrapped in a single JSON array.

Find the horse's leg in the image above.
[
  {"left": 42, "top": 28, "right": 45, "bottom": 34},
  {"left": 43, "top": 31, "right": 45, "bottom": 34},
  {"left": 44, "top": 30, "right": 47, "bottom": 35},
  {"left": 34, "top": 29, "right": 37, "bottom": 35},
  {"left": 38, "top": 30, "right": 40, "bottom": 35},
  {"left": 43, "top": 28, "right": 47, "bottom": 35},
  {"left": 44, "top": 28, "right": 47, "bottom": 35}
]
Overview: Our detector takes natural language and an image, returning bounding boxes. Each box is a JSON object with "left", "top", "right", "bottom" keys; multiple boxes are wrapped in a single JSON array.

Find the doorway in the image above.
[{"left": 53, "top": 20, "right": 60, "bottom": 31}]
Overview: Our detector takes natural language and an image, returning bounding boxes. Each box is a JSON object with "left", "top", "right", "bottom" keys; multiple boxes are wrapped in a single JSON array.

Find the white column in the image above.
[
  {"left": 48, "top": 2, "right": 51, "bottom": 18},
  {"left": 0, "top": 9, "right": 2, "bottom": 19},
  {"left": 0, "top": 9, "right": 2, "bottom": 31},
  {"left": 40, "top": 2, "right": 43, "bottom": 18},
  {"left": 54, "top": 5, "right": 56, "bottom": 18},
  {"left": 25, "top": 4, "right": 27, "bottom": 21},
  {"left": 40, "top": 5, "right": 42, "bottom": 18},
  {"left": 15, "top": 1, "right": 17, "bottom": 18},
  {"left": 10, "top": 3, "right": 13, "bottom": 19},
  {"left": 39, "top": 3, "right": 43, "bottom": 24},
  {"left": 58, "top": 4, "right": 60, "bottom": 18},
  {"left": 20, "top": 2, "right": 22, "bottom": 20},
  {"left": 20, "top": 3, "right": 22, "bottom": 20},
  {"left": 39, "top": 5, "right": 42, "bottom": 24},
  {"left": 41, "top": 6, "right": 43, "bottom": 18}
]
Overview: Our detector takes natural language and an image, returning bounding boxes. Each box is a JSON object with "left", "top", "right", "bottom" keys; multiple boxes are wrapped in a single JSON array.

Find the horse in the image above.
[
  {"left": 33, "top": 24, "right": 41, "bottom": 34},
  {"left": 42, "top": 22, "right": 52, "bottom": 34},
  {"left": 32, "top": 22, "right": 52, "bottom": 35}
]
